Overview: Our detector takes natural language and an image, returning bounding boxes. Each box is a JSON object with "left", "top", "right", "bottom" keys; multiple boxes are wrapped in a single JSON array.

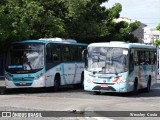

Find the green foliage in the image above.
[
  {"left": 0, "top": 0, "right": 141, "bottom": 55},
  {"left": 155, "top": 39, "right": 160, "bottom": 45},
  {"left": 107, "top": 3, "right": 122, "bottom": 20},
  {"left": 155, "top": 24, "right": 160, "bottom": 45},
  {"left": 130, "top": 21, "right": 141, "bottom": 31},
  {"left": 156, "top": 23, "right": 160, "bottom": 30}
]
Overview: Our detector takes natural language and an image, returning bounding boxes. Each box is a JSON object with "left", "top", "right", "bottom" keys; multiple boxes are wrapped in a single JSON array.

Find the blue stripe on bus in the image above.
[
  {"left": 61, "top": 64, "right": 67, "bottom": 84},
  {"left": 16, "top": 40, "right": 88, "bottom": 46}
]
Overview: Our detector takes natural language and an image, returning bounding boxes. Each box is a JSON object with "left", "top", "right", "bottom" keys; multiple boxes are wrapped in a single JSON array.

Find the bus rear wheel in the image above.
[
  {"left": 145, "top": 79, "right": 151, "bottom": 92},
  {"left": 54, "top": 75, "right": 60, "bottom": 92},
  {"left": 74, "top": 72, "right": 84, "bottom": 88},
  {"left": 133, "top": 79, "right": 138, "bottom": 94},
  {"left": 94, "top": 91, "right": 101, "bottom": 95},
  {"left": 80, "top": 72, "right": 84, "bottom": 88}
]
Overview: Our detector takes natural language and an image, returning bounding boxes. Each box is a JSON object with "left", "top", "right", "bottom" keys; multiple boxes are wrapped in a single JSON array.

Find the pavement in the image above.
[
  {"left": 157, "top": 75, "right": 160, "bottom": 80},
  {"left": 0, "top": 78, "right": 5, "bottom": 94},
  {"left": 0, "top": 79, "right": 4, "bottom": 87}
]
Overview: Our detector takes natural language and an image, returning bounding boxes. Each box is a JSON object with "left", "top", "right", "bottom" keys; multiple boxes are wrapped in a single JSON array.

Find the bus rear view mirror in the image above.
[
  {"left": 82, "top": 49, "right": 88, "bottom": 67},
  {"left": 82, "top": 49, "right": 87, "bottom": 60}
]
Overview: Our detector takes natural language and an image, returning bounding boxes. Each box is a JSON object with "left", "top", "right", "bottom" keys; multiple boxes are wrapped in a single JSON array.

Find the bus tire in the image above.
[
  {"left": 80, "top": 72, "right": 84, "bottom": 88},
  {"left": 94, "top": 91, "right": 101, "bottom": 95},
  {"left": 133, "top": 79, "right": 138, "bottom": 94},
  {"left": 145, "top": 77, "right": 151, "bottom": 92},
  {"left": 74, "top": 72, "right": 84, "bottom": 88},
  {"left": 54, "top": 74, "right": 61, "bottom": 92},
  {"left": 0, "top": 88, "right": 6, "bottom": 95}
]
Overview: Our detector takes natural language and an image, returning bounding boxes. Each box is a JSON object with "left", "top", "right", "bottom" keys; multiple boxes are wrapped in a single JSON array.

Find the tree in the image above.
[
  {"left": 155, "top": 23, "right": 160, "bottom": 45},
  {"left": 64, "top": 0, "right": 110, "bottom": 43},
  {"left": 155, "top": 39, "right": 160, "bottom": 45},
  {"left": 0, "top": 0, "right": 45, "bottom": 55},
  {"left": 156, "top": 23, "right": 160, "bottom": 30},
  {"left": 0, "top": 0, "right": 69, "bottom": 55},
  {"left": 0, "top": 0, "right": 141, "bottom": 55}
]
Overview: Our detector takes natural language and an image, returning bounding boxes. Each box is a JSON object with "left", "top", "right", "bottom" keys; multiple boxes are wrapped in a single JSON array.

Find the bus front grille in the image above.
[{"left": 13, "top": 77, "right": 34, "bottom": 81}]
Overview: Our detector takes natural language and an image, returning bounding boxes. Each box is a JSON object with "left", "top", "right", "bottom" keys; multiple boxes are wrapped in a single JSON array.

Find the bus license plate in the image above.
[{"left": 101, "top": 85, "right": 108, "bottom": 88}]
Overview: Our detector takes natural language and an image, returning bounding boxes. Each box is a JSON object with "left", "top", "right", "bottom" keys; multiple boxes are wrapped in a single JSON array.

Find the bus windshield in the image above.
[
  {"left": 87, "top": 47, "right": 128, "bottom": 74},
  {"left": 6, "top": 43, "right": 44, "bottom": 73}
]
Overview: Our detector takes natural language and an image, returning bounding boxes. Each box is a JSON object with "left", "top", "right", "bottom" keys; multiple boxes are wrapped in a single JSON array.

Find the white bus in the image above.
[
  {"left": 83, "top": 41, "right": 157, "bottom": 94},
  {"left": 5, "top": 38, "right": 87, "bottom": 91}
]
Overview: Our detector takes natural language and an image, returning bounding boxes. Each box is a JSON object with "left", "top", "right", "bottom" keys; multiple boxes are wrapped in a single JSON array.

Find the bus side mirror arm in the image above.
[
  {"left": 82, "top": 49, "right": 87, "bottom": 60},
  {"left": 82, "top": 49, "right": 88, "bottom": 67}
]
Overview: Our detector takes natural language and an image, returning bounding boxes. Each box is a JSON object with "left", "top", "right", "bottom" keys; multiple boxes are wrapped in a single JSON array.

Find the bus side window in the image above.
[
  {"left": 51, "top": 44, "right": 61, "bottom": 62},
  {"left": 70, "top": 46, "right": 79, "bottom": 61},
  {"left": 62, "top": 46, "right": 70, "bottom": 61},
  {"left": 150, "top": 51, "right": 154, "bottom": 64},
  {"left": 139, "top": 51, "right": 145, "bottom": 65},
  {"left": 150, "top": 51, "right": 156, "bottom": 64},
  {"left": 79, "top": 46, "right": 86, "bottom": 61},
  {"left": 46, "top": 44, "right": 52, "bottom": 63},
  {"left": 129, "top": 50, "right": 134, "bottom": 73},
  {"left": 134, "top": 50, "right": 138, "bottom": 65},
  {"left": 145, "top": 51, "right": 149, "bottom": 64},
  {"left": 154, "top": 51, "right": 157, "bottom": 64}
]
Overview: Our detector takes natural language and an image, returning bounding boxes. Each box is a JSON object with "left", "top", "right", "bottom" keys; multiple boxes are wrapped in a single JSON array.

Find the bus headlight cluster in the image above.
[
  {"left": 37, "top": 73, "right": 44, "bottom": 79},
  {"left": 87, "top": 79, "right": 92, "bottom": 83},
  {"left": 118, "top": 79, "right": 126, "bottom": 84},
  {"left": 5, "top": 74, "right": 12, "bottom": 81}
]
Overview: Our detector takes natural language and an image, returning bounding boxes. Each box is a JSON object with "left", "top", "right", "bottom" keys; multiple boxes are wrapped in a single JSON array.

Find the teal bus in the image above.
[
  {"left": 83, "top": 41, "right": 157, "bottom": 94},
  {"left": 5, "top": 38, "right": 87, "bottom": 91}
]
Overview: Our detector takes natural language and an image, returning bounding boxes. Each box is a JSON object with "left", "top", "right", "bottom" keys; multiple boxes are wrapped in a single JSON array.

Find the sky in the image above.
[{"left": 102, "top": 0, "right": 160, "bottom": 28}]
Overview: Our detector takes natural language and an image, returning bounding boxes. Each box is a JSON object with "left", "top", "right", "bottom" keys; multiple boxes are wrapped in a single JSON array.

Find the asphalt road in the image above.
[{"left": 0, "top": 80, "right": 160, "bottom": 120}]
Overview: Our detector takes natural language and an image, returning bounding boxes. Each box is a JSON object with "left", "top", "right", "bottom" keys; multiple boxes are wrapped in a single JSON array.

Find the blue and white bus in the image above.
[
  {"left": 5, "top": 38, "right": 87, "bottom": 91},
  {"left": 83, "top": 41, "right": 157, "bottom": 94}
]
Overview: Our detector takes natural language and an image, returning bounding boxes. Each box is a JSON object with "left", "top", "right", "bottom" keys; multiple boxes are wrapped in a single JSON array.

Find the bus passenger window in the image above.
[
  {"left": 134, "top": 51, "right": 138, "bottom": 65},
  {"left": 52, "top": 44, "right": 61, "bottom": 62},
  {"left": 145, "top": 51, "right": 149, "bottom": 64},
  {"left": 129, "top": 50, "right": 134, "bottom": 73},
  {"left": 150, "top": 51, "right": 156, "bottom": 64},
  {"left": 62, "top": 46, "right": 70, "bottom": 61},
  {"left": 46, "top": 44, "right": 52, "bottom": 63},
  {"left": 70, "top": 46, "right": 78, "bottom": 61},
  {"left": 138, "top": 51, "right": 145, "bottom": 65},
  {"left": 154, "top": 51, "right": 157, "bottom": 64},
  {"left": 79, "top": 46, "right": 86, "bottom": 61}
]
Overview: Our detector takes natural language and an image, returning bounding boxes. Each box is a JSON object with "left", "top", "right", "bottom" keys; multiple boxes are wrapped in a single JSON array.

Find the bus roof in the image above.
[
  {"left": 12, "top": 39, "right": 88, "bottom": 46},
  {"left": 88, "top": 41, "right": 156, "bottom": 49}
]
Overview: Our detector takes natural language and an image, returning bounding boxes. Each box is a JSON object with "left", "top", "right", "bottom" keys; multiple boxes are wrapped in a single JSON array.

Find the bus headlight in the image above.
[
  {"left": 5, "top": 74, "right": 12, "bottom": 81},
  {"left": 37, "top": 73, "right": 44, "bottom": 79},
  {"left": 118, "top": 79, "right": 126, "bottom": 83},
  {"left": 87, "top": 79, "right": 92, "bottom": 83}
]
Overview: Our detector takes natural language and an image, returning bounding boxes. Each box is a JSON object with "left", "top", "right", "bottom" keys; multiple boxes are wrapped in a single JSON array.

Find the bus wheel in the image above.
[
  {"left": 74, "top": 72, "right": 84, "bottom": 88},
  {"left": 94, "top": 91, "right": 101, "bottom": 95},
  {"left": 133, "top": 79, "right": 138, "bottom": 94},
  {"left": 54, "top": 75, "right": 60, "bottom": 92},
  {"left": 0, "top": 88, "right": 6, "bottom": 95},
  {"left": 145, "top": 78, "right": 151, "bottom": 92},
  {"left": 80, "top": 72, "right": 84, "bottom": 88}
]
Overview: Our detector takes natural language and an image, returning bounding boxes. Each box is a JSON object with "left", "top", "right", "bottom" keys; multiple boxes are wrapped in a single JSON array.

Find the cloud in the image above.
[{"left": 102, "top": 0, "right": 160, "bottom": 28}]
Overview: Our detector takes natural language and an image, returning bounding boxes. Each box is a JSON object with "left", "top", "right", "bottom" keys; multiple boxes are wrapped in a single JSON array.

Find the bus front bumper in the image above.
[{"left": 5, "top": 76, "right": 45, "bottom": 88}]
